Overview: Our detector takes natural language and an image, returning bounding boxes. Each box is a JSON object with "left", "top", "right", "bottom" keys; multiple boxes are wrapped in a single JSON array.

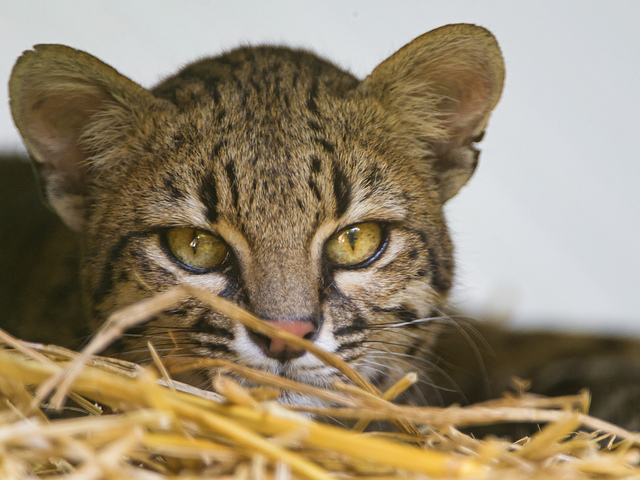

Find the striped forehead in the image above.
[
  {"left": 149, "top": 48, "right": 410, "bottom": 245},
  {"left": 152, "top": 99, "right": 412, "bottom": 235},
  {"left": 197, "top": 147, "right": 351, "bottom": 241}
]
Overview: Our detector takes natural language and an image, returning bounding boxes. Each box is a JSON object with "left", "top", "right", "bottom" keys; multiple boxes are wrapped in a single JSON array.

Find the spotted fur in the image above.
[{"left": 9, "top": 25, "right": 504, "bottom": 398}]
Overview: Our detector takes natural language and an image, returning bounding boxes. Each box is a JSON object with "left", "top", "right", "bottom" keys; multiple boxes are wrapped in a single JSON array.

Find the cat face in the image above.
[{"left": 9, "top": 25, "right": 504, "bottom": 398}]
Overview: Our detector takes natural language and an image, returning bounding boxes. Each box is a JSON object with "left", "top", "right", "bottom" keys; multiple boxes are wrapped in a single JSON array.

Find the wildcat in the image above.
[{"left": 5, "top": 23, "right": 640, "bottom": 429}]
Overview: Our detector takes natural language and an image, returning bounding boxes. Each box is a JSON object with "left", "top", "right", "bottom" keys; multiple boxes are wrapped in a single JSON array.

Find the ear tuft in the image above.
[
  {"left": 365, "top": 24, "right": 505, "bottom": 201},
  {"left": 9, "top": 45, "right": 160, "bottom": 230}
]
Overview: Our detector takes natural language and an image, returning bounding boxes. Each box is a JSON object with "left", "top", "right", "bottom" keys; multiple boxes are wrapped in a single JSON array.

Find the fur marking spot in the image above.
[
  {"left": 224, "top": 162, "right": 239, "bottom": 209},
  {"left": 332, "top": 162, "right": 351, "bottom": 218},
  {"left": 200, "top": 178, "right": 219, "bottom": 223}
]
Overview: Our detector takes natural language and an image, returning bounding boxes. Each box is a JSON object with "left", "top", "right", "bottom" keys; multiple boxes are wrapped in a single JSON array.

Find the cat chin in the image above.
[
  {"left": 239, "top": 357, "right": 338, "bottom": 389},
  {"left": 166, "top": 370, "right": 327, "bottom": 413},
  {"left": 276, "top": 390, "right": 326, "bottom": 410},
  {"left": 233, "top": 342, "right": 338, "bottom": 386}
]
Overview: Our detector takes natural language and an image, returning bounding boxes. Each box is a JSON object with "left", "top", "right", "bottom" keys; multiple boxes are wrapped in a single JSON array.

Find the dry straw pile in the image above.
[{"left": 0, "top": 285, "right": 639, "bottom": 479}]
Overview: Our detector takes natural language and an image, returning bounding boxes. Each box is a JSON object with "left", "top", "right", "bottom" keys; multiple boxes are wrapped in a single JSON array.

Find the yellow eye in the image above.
[
  {"left": 165, "top": 228, "right": 229, "bottom": 271},
  {"left": 325, "top": 222, "right": 385, "bottom": 267}
]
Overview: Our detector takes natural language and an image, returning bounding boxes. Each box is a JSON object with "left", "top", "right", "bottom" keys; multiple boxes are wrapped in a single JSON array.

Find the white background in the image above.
[{"left": 1, "top": 1, "right": 639, "bottom": 333}]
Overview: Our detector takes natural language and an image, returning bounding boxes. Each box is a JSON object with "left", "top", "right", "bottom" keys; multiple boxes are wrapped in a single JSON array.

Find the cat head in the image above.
[{"left": 9, "top": 24, "right": 504, "bottom": 396}]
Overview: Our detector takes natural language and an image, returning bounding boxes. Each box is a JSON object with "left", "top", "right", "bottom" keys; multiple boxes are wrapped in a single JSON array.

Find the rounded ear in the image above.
[
  {"left": 364, "top": 24, "right": 505, "bottom": 202},
  {"left": 9, "top": 45, "right": 170, "bottom": 231}
]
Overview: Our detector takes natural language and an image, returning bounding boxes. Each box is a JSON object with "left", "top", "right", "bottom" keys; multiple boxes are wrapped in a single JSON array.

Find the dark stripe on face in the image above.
[
  {"left": 308, "top": 178, "right": 322, "bottom": 202},
  {"left": 307, "top": 76, "right": 319, "bottom": 116},
  {"left": 331, "top": 162, "right": 351, "bottom": 218},
  {"left": 335, "top": 341, "right": 360, "bottom": 354},
  {"left": 92, "top": 232, "right": 148, "bottom": 307},
  {"left": 310, "top": 155, "right": 321, "bottom": 173},
  {"left": 196, "top": 340, "right": 234, "bottom": 356},
  {"left": 200, "top": 178, "right": 218, "bottom": 224},
  {"left": 397, "top": 308, "right": 419, "bottom": 324},
  {"left": 164, "top": 173, "right": 187, "bottom": 199},
  {"left": 333, "top": 313, "right": 366, "bottom": 337},
  {"left": 212, "top": 140, "right": 225, "bottom": 157},
  {"left": 225, "top": 162, "right": 239, "bottom": 210},
  {"left": 135, "top": 252, "right": 177, "bottom": 285},
  {"left": 427, "top": 246, "right": 453, "bottom": 293},
  {"left": 314, "top": 137, "right": 335, "bottom": 154},
  {"left": 307, "top": 119, "right": 321, "bottom": 133},
  {"left": 372, "top": 308, "right": 421, "bottom": 332},
  {"left": 362, "top": 165, "right": 382, "bottom": 189},
  {"left": 334, "top": 324, "right": 366, "bottom": 337},
  {"left": 192, "top": 316, "right": 235, "bottom": 340}
]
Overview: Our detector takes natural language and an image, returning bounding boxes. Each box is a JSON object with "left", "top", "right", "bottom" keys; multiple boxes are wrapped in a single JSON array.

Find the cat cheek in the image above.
[
  {"left": 332, "top": 270, "right": 378, "bottom": 297},
  {"left": 148, "top": 243, "right": 230, "bottom": 292},
  {"left": 385, "top": 280, "right": 439, "bottom": 319},
  {"left": 311, "top": 315, "right": 340, "bottom": 354},
  {"left": 176, "top": 273, "right": 229, "bottom": 293}
]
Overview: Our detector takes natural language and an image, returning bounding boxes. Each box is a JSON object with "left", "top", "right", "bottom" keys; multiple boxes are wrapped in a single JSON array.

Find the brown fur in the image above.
[
  {"left": 8, "top": 24, "right": 503, "bottom": 397},
  {"left": 6, "top": 24, "right": 640, "bottom": 430}
]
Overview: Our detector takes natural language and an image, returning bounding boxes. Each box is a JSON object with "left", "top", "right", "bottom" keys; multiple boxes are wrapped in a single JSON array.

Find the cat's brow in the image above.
[{"left": 344, "top": 199, "right": 408, "bottom": 224}]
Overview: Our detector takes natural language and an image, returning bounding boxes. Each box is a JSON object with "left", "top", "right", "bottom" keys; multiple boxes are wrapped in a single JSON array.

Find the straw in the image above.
[{"left": 1, "top": 287, "right": 639, "bottom": 479}]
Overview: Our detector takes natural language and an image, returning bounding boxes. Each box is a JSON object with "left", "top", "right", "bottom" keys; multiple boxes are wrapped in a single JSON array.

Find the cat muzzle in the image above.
[{"left": 249, "top": 320, "right": 316, "bottom": 362}]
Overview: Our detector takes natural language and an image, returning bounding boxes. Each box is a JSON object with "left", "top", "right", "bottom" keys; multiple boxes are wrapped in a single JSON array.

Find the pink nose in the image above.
[
  {"left": 266, "top": 320, "right": 316, "bottom": 354},
  {"left": 248, "top": 319, "right": 317, "bottom": 361}
]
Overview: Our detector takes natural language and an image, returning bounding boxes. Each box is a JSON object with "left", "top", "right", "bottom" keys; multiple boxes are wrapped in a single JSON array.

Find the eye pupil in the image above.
[
  {"left": 189, "top": 232, "right": 199, "bottom": 253},
  {"left": 347, "top": 229, "right": 357, "bottom": 251}
]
